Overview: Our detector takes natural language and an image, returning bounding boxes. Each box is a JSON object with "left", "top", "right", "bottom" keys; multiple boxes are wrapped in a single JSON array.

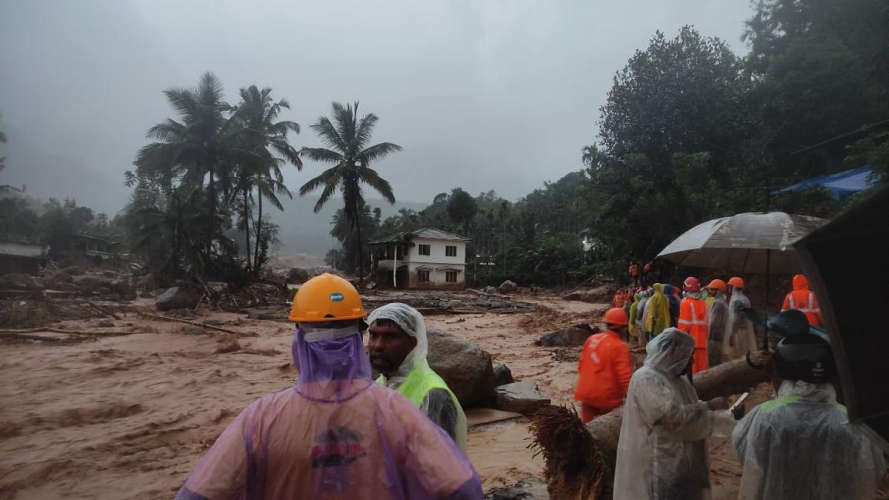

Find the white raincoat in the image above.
[
  {"left": 732, "top": 380, "right": 887, "bottom": 499},
  {"left": 613, "top": 328, "right": 735, "bottom": 500},
  {"left": 723, "top": 288, "right": 757, "bottom": 360}
]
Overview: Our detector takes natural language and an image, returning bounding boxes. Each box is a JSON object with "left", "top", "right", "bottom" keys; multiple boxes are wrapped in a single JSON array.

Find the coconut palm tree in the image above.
[
  {"left": 233, "top": 85, "right": 301, "bottom": 274},
  {"left": 135, "top": 72, "right": 249, "bottom": 263},
  {"left": 299, "top": 101, "right": 401, "bottom": 278}
]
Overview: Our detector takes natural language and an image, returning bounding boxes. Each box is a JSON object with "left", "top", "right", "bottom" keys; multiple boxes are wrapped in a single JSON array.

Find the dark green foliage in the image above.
[
  {"left": 124, "top": 74, "right": 300, "bottom": 281},
  {"left": 299, "top": 101, "right": 401, "bottom": 279}
]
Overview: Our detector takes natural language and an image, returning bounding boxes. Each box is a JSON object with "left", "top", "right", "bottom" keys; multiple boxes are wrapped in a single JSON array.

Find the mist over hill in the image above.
[{"left": 266, "top": 195, "right": 426, "bottom": 256}]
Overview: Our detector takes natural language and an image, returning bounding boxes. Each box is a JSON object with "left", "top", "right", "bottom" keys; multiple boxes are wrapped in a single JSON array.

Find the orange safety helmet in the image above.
[
  {"left": 683, "top": 276, "right": 701, "bottom": 292},
  {"left": 706, "top": 279, "right": 727, "bottom": 292},
  {"left": 603, "top": 307, "right": 629, "bottom": 327},
  {"left": 727, "top": 276, "right": 745, "bottom": 289},
  {"left": 289, "top": 273, "right": 366, "bottom": 323}
]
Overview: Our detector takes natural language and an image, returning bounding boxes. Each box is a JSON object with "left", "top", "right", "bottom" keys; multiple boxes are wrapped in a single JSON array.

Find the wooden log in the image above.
[
  {"left": 135, "top": 311, "right": 248, "bottom": 336},
  {"left": 531, "top": 356, "right": 770, "bottom": 499}
]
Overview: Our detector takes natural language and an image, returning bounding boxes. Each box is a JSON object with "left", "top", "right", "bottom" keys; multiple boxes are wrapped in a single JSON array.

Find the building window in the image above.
[
  {"left": 418, "top": 244, "right": 431, "bottom": 256},
  {"left": 418, "top": 270, "right": 430, "bottom": 282},
  {"left": 446, "top": 271, "right": 458, "bottom": 283},
  {"left": 445, "top": 245, "right": 457, "bottom": 257}
]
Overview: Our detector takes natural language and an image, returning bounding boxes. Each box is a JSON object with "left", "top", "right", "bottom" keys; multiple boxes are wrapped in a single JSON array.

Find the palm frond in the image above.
[
  {"left": 358, "top": 166, "right": 396, "bottom": 203},
  {"left": 359, "top": 141, "right": 402, "bottom": 163},
  {"left": 300, "top": 147, "right": 343, "bottom": 164},
  {"left": 355, "top": 112, "right": 379, "bottom": 148},
  {"left": 309, "top": 116, "right": 347, "bottom": 152},
  {"left": 314, "top": 182, "right": 338, "bottom": 213},
  {"left": 299, "top": 165, "right": 341, "bottom": 197}
]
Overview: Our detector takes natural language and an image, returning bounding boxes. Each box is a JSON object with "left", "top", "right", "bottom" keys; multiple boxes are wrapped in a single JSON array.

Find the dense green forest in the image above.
[{"left": 2, "top": 0, "right": 886, "bottom": 287}]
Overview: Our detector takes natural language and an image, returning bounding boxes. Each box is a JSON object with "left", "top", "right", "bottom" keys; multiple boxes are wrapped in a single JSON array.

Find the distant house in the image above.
[
  {"left": 0, "top": 239, "right": 47, "bottom": 275},
  {"left": 370, "top": 228, "right": 470, "bottom": 289},
  {"left": 71, "top": 233, "right": 119, "bottom": 263}
]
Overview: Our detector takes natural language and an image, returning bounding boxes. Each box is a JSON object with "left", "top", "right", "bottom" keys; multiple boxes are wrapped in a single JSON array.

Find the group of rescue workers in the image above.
[
  {"left": 174, "top": 272, "right": 885, "bottom": 500},
  {"left": 576, "top": 272, "right": 887, "bottom": 499}
]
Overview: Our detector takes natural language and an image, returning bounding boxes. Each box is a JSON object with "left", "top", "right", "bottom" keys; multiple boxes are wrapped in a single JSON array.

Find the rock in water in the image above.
[
  {"left": 483, "top": 285, "right": 498, "bottom": 294},
  {"left": 427, "top": 328, "right": 497, "bottom": 408},
  {"left": 496, "top": 381, "right": 551, "bottom": 415},
  {"left": 536, "top": 324, "right": 599, "bottom": 347},
  {"left": 493, "top": 363, "right": 515, "bottom": 386},
  {"left": 155, "top": 286, "right": 202, "bottom": 311},
  {"left": 498, "top": 280, "right": 518, "bottom": 293}
]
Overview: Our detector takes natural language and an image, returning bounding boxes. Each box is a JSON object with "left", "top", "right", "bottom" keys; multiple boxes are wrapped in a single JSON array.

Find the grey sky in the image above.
[{"left": 0, "top": 0, "right": 754, "bottom": 217}]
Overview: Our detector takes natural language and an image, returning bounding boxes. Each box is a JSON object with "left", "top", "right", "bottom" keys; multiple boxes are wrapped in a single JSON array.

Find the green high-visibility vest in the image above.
[{"left": 376, "top": 359, "right": 467, "bottom": 450}]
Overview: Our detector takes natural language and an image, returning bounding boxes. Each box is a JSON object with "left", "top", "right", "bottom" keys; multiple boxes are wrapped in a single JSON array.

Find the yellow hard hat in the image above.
[{"left": 289, "top": 273, "right": 366, "bottom": 323}]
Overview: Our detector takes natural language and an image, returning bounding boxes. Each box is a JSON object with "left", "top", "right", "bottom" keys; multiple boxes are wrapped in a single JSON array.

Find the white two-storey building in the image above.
[{"left": 369, "top": 228, "right": 470, "bottom": 289}]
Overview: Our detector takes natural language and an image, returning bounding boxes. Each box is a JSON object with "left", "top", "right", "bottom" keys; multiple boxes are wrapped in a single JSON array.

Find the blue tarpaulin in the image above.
[{"left": 772, "top": 167, "right": 877, "bottom": 198}]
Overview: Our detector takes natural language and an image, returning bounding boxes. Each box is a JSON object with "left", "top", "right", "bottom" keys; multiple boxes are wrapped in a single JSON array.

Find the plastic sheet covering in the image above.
[
  {"left": 613, "top": 328, "right": 734, "bottom": 500},
  {"left": 732, "top": 380, "right": 887, "bottom": 500},
  {"left": 706, "top": 293, "right": 728, "bottom": 366},
  {"left": 724, "top": 289, "right": 757, "bottom": 360},
  {"left": 175, "top": 326, "right": 482, "bottom": 500},
  {"left": 368, "top": 303, "right": 467, "bottom": 449}
]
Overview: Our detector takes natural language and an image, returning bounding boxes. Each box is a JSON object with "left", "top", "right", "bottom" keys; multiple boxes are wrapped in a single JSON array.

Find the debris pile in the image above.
[{"left": 362, "top": 290, "right": 537, "bottom": 315}]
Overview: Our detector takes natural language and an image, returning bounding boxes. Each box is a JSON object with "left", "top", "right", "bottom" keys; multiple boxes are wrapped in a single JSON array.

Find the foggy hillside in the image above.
[{"left": 267, "top": 195, "right": 426, "bottom": 256}]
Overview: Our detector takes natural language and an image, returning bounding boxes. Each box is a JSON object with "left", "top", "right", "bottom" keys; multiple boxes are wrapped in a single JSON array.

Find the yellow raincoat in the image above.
[{"left": 643, "top": 283, "right": 671, "bottom": 338}]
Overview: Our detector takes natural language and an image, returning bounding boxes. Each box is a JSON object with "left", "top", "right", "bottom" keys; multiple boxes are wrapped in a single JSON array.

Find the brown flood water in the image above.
[{"left": 0, "top": 295, "right": 755, "bottom": 499}]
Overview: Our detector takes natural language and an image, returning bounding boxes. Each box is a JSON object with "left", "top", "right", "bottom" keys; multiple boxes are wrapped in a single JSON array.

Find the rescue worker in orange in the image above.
[
  {"left": 678, "top": 276, "right": 709, "bottom": 374},
  {"left": 574, "top": 308, "right": 633, "bottom": 423},
  {"left": 781, "top": 274, "right": 823, "bottom": 327}
]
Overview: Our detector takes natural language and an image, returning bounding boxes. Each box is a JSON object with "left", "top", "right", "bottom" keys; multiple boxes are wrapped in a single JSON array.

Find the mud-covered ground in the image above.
[{"left": 0, "top": 295, "right": 758, "bottom": 499}]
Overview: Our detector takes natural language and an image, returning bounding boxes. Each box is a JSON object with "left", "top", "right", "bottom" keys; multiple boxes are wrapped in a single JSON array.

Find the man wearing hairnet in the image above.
[
  {"left": 732, "top": 320, "right": 887, "bottom": 499},
  {"left": 613, "top": 328, "right": 736, "bottom": 500},
  {"left": 368, "top": 303, "right": 467, "bottom": 449},
  {"left": 175, "top": 275, "right": 482, "bottom": 499}
]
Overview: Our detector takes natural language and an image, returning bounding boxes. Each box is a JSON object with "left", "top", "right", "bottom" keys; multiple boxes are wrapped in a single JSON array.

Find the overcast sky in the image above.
[{"left": 0, "top": 0, "right": 755, "bottom": 216}]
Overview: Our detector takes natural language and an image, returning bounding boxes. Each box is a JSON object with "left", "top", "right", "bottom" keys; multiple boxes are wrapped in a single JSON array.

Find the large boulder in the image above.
[
  {"left": 493, "top": 363, "right": 514, "bottom": 387},
  {"left": 2, "top": 273, "right": 45, "bottom": 290},
  {"left": 155, "top": 286, "right": 202, "bottom": 311},
  {"left": 498, "top": 280, "right": 518, "bottom": 293},
  {"left": 562, "top": 285, "right": 615, "bottom": 304},
  {"left": 496, "top": 381, "right": 551, "bottom": 415},
  {"left": 536, "top": 324, "right": 600, "bottom": 347},
  {"left": 427, "top": 328, "right": 497, "bottom": 408},
  {"left": 286, "top": 267, "right": 310, "bottom": 284}
]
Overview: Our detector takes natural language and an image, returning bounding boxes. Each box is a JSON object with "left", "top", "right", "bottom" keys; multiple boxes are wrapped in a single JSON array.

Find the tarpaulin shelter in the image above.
[
  {"left": 772, "top": 167, "right": 877, "bottom": 199},
  {"left": 793, "top": 185, "right": 889, "bottom": 452}
]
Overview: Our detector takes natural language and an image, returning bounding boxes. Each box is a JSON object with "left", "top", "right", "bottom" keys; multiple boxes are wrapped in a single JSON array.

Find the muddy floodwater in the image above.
[{"left": 0, "top": 295, "right": 754, "bottom": 499}]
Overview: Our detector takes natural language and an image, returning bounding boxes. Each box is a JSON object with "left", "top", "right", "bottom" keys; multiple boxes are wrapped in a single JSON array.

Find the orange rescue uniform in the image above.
[
  {"left": 678, "top": 296, "right": 709, "bottom": 374},
  {"left": 574, "top": 328, "right": 632, "bottom": 423},
  {"left": 782, "top": 274, "right": 823, "bottom": 327}
]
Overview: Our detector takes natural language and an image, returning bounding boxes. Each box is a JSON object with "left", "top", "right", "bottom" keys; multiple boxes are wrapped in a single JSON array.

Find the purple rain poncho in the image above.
[{"left": 175, "top": 324, "right": 482, "bottom": 500}]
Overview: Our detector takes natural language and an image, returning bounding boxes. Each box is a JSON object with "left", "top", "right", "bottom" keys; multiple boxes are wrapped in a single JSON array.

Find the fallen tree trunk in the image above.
[
  {"left": 135, "top": 311, "right": 248, "bottom": 336},
  {"left": 530, "top": 357, "right": 770, "bottom": 499}
]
